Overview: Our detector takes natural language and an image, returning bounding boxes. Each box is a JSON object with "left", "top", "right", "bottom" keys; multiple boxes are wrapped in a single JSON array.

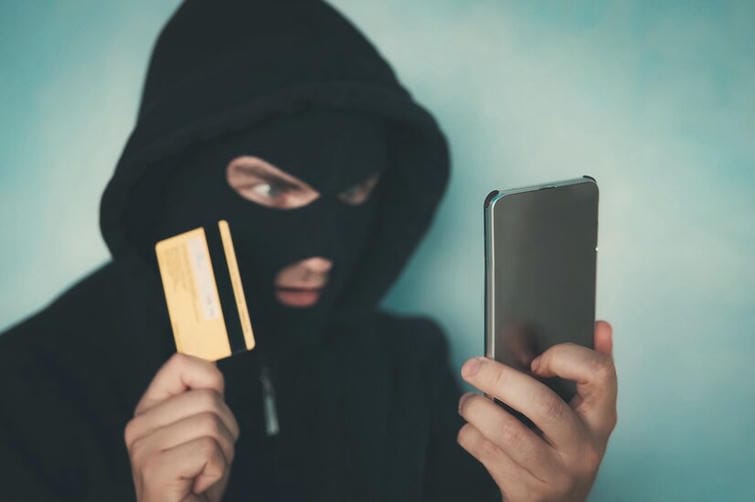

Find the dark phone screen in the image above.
[{"left": 486, "top": 179, "right": 598, "bottom": 406}]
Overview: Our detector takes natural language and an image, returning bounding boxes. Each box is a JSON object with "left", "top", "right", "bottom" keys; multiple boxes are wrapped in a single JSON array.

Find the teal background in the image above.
[{"left": 1, "top": 1, "right": 753, "bottom": 500}]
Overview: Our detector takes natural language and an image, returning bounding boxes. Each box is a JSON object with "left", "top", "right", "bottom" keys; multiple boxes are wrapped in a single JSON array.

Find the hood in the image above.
[{"left": 99, "top": 0, "right": 450, "bottom": 316}]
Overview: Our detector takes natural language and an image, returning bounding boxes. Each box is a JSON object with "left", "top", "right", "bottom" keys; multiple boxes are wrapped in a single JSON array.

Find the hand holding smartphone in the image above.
[{"left": 458, "top": 176, "right": 614, "bottom": 499}]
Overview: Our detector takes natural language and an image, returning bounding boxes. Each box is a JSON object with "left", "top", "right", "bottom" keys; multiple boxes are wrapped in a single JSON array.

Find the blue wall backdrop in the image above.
[{"left": 1, "top": 1, "right": 753, "bottom": 500}]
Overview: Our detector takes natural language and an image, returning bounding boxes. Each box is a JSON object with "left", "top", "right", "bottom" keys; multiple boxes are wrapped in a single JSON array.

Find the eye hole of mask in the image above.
[
  {"left": 226, "top": 155, "right": 320, "bottom": 209},
  {"left": 337, "top": 171, "right": 382, "bottom": 206}
]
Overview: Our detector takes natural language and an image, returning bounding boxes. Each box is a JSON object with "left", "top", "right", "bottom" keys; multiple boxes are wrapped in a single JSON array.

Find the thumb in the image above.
[{"left": 594, "top": 320, "right": 613, "bottom": 357}]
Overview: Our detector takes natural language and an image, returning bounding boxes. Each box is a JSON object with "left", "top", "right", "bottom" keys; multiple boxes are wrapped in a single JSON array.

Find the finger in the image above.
[
  {"left": 142, "top": 436, "right": 227, "bottom": 498},
  {"left": 135, "top": 353, "right": 225, "bottom": 416},
  {"left": 594, "top": 320, "right": 613, "bottom": 356},
  {"left": 457, "top": 422, "right": 538, "bottom": 498},
  {"left": 126, "top": 389, "right": 240, "bottom": 448},
  {"left": 458, "top": 393, "right": 556, "bottom": 479},
  {"left": 461, "top": 356, "right": 581, "bottom": 450},
  {"left": 204, "top": 467, "right": 232, "bottom": 502},
  {"left": 529, "top": 342, "right": 617, "bottom": 436},
  {"left": 130, "top": 411, "right": 237, "bottom": 469},
  {"left": 203, "top": 468, "right": 232, "bottom": 502}
]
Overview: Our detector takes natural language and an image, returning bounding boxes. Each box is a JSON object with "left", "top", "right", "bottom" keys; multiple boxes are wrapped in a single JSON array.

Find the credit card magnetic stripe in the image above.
[{"left": 205, "top": 221, "right": 253, "bottom": 354}]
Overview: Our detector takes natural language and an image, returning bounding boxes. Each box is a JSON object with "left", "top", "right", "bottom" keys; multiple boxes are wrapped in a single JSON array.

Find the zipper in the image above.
[{"left": 259, "top": 362, "right": 280, "bottom": 437}]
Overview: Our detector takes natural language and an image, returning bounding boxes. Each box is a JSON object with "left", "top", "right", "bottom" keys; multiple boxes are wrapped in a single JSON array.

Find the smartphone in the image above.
[{"left": 484, "top": 176, "right": 598, "bottom": 417}]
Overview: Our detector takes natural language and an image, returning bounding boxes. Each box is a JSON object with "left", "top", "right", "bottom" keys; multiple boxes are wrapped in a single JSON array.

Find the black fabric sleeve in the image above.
[
  {"left": 0, "top": 330, "right": 68, "bottom": 501},
  {"left": 0, "top": 412, "right": 62, "bottom": 501},
  {"left": 419, "top": 319, "right": 501, "bottom": 502}
]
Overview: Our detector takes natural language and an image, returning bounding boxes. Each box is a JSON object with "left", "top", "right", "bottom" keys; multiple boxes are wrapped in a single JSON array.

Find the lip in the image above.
[
  {"left": 276, "top": 284, "right": 325, "bottom": 291},
  {"left": 275, "top": 286, "right": 323, "bottom": 307}
]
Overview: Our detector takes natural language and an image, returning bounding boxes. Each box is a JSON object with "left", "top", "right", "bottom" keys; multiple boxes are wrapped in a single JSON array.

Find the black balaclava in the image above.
[
  {"left": 149, "top": 110, "right": 389, "bottom": 356},
  {"left": 101, "top": 1, "right": 453, "bottom": 376}
]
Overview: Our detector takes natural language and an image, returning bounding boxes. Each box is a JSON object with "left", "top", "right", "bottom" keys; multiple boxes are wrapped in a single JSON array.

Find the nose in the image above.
[{"left": 300, "top": 256, "right": 333, "bottom": 273}]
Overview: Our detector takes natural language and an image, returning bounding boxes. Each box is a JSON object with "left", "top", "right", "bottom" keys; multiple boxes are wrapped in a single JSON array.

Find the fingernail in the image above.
[
  {"left": 461, "top": 357, "right": 482, "bottom": 378},
  {"left": 458, "top": 392, "right": 471, "bottom": 414},
  {"left": 530, "top": 356, "right": 541, "bottom": 372}
]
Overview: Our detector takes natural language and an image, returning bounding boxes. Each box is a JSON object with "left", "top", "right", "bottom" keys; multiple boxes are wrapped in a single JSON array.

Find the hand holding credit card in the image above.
[{"left": 155, "top": 220, "right": 256, "bottom": 361}]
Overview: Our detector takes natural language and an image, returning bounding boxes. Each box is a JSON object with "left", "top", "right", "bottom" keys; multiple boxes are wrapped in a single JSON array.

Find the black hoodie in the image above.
[{"left": 0, "top": 1, "right": 500, "bottom": 500}]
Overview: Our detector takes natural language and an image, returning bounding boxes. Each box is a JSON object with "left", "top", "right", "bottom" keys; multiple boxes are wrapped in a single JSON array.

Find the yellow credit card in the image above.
[{"left": 154, "top": 220, "right": 255, "bottom": 361}]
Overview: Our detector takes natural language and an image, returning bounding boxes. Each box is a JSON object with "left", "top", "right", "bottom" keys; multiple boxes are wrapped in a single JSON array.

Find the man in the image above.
[{"left": 0, "top": 1, "right": 617, "bottom": 501}]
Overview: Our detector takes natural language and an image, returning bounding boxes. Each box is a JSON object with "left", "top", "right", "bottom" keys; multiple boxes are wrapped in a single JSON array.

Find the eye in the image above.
[
  {"left": 238, "top": 180, "right": 293, "bottom": 208},
  {"left": 251, "top": 182, "right": 284, "bottom": 199},
  {"left": 339, "top": 185, "right": 360, "bottom": 200},
  {"left": 338, "top": 173, "right": 381, "bottom": 206},
  {"left": 235, "top": 178, "right": 318, "bottom": 209}
]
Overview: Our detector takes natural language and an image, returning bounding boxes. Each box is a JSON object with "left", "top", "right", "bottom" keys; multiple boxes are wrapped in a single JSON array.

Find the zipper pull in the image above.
[{"left": 259, "top": 363, "right": 280, "bottom": 437}]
